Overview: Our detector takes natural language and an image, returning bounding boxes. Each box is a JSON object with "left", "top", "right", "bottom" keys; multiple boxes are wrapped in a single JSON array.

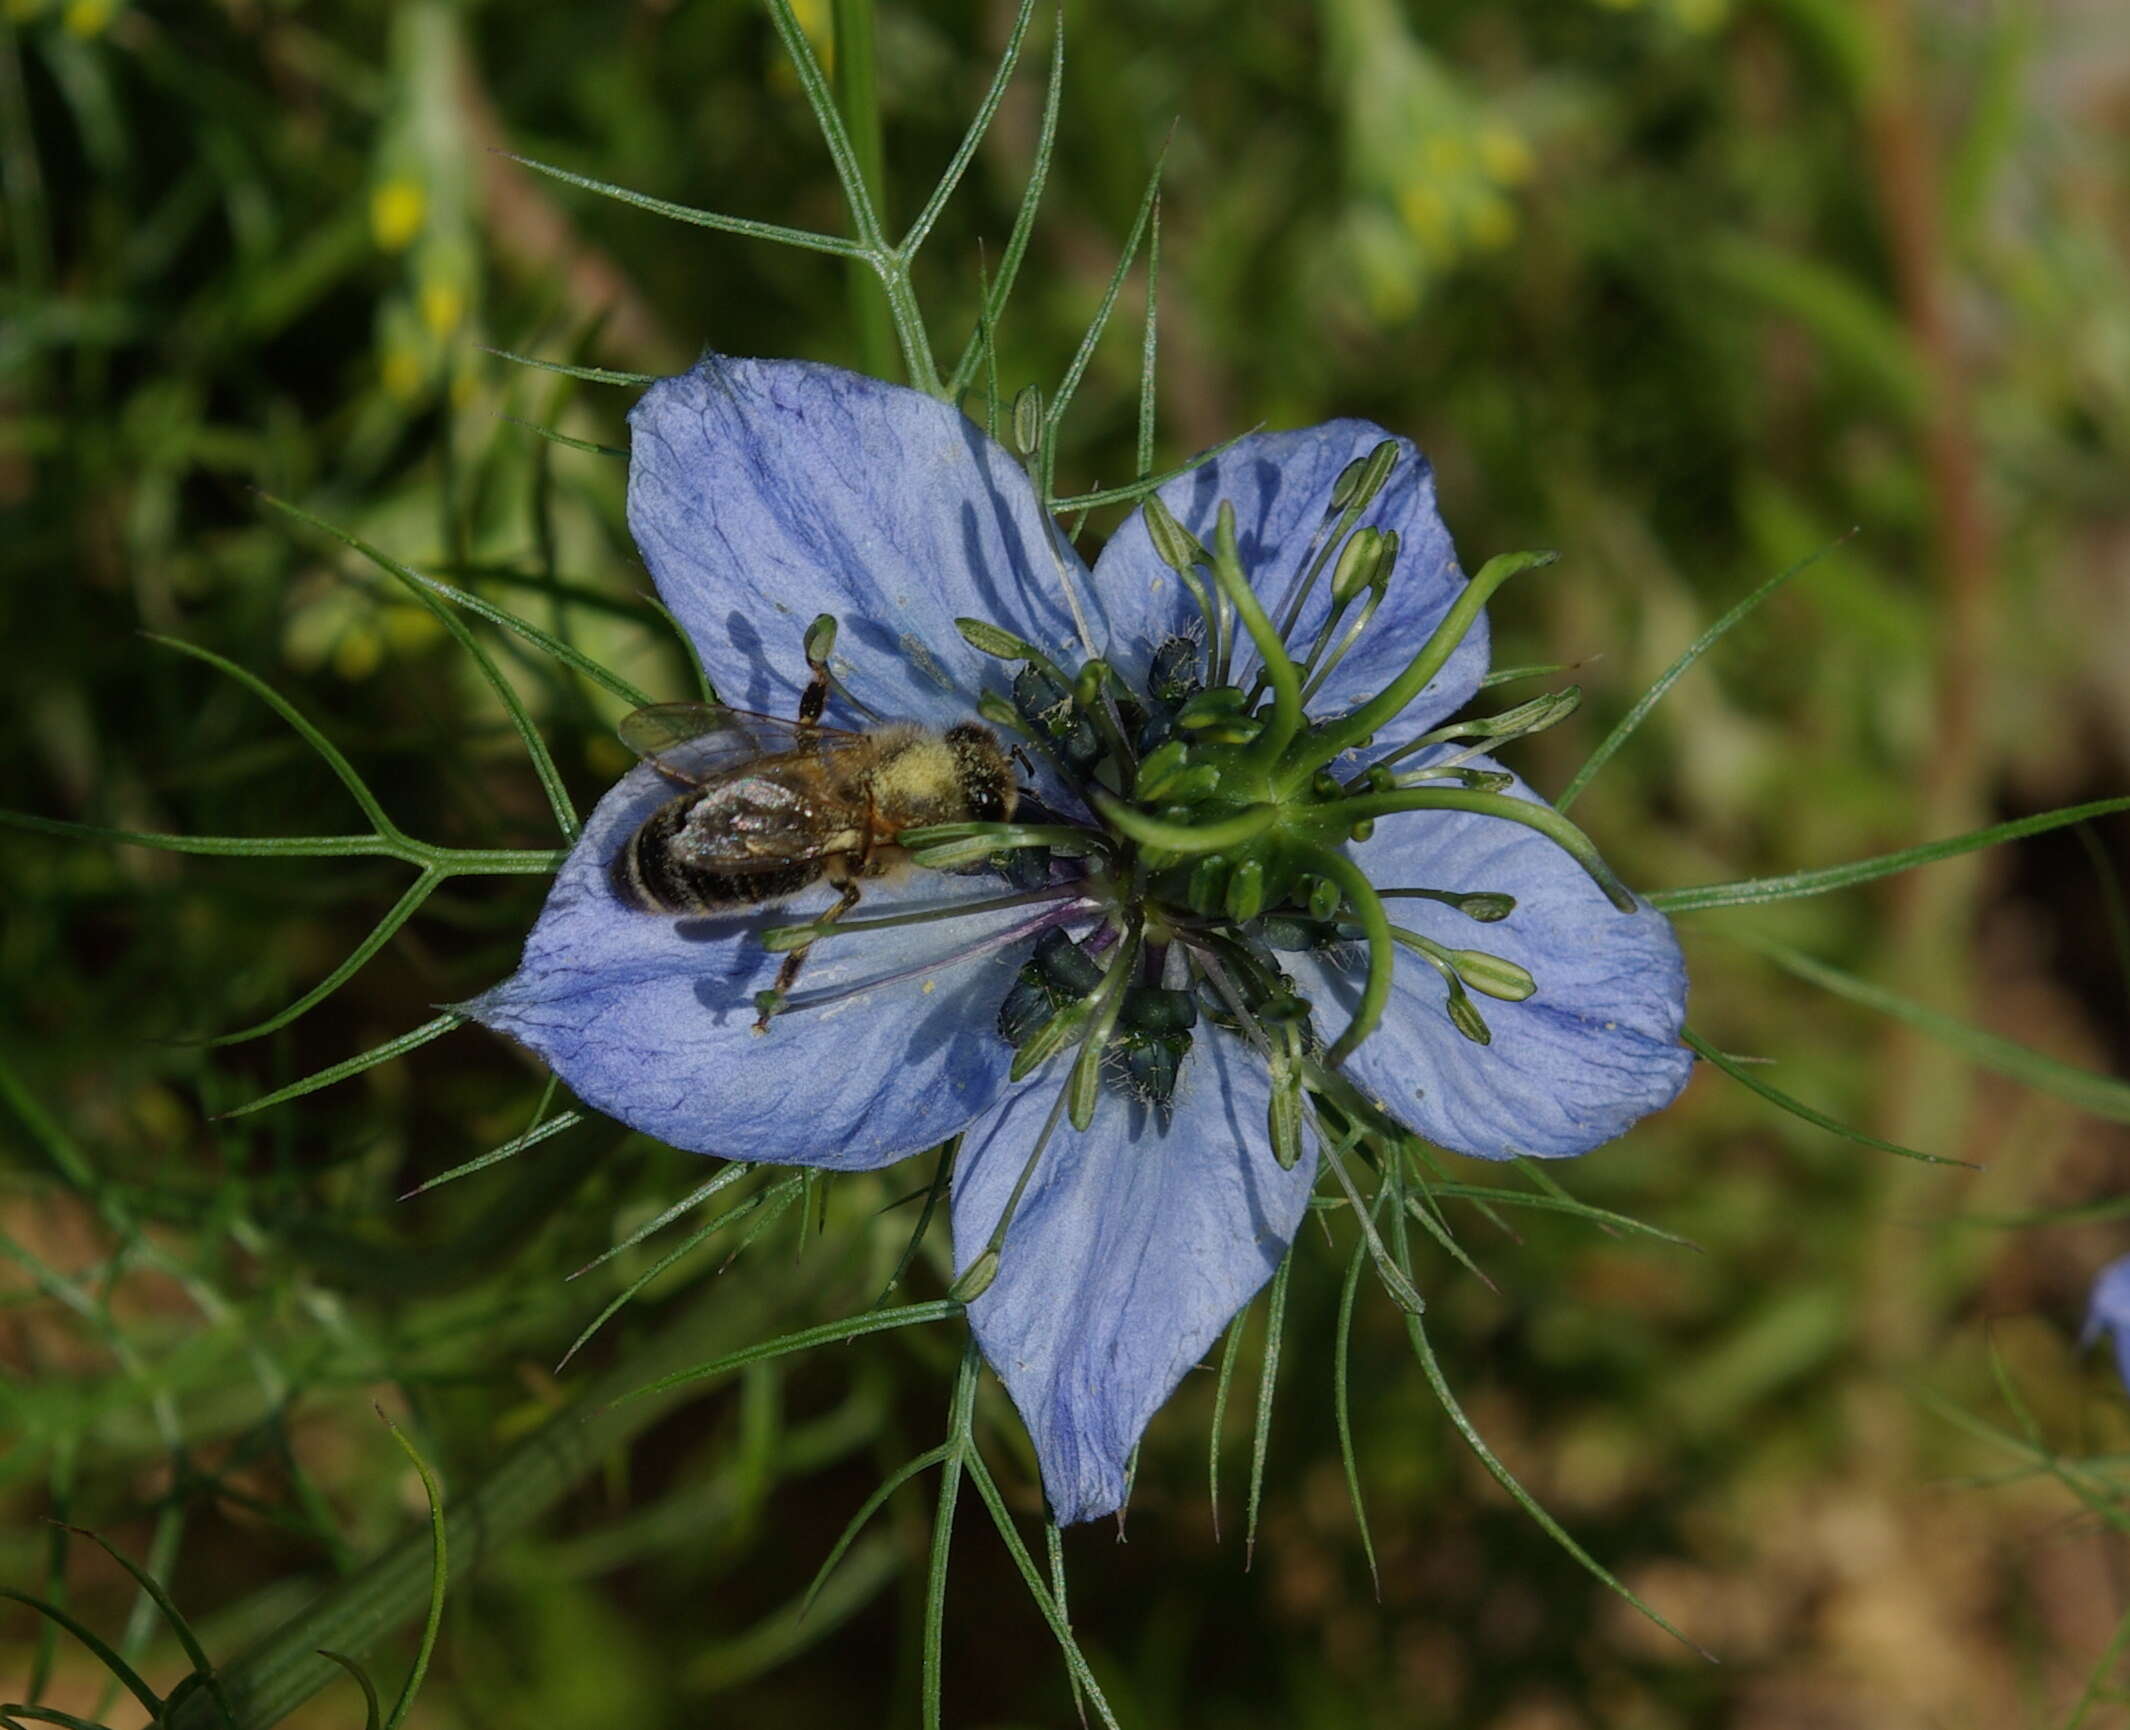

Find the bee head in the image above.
[{"left": 943, "top": 722, "right": 1019, "bottom": 824}]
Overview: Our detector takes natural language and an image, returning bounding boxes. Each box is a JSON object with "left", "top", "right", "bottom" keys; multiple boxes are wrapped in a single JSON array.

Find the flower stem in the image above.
[{"left": 830, "top": 0, "right": 898, "bottom": 382}]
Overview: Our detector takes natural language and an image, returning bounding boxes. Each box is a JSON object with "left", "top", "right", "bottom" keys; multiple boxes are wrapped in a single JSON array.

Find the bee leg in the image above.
[
  {"left": 753, "top": 879, "right": 864, "bottom": 1034},
  {"left": 797, "top": 638, "right": 832, "bottom": 728}
]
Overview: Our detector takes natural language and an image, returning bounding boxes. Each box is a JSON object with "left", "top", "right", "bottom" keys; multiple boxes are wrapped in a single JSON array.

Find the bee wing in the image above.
[{"left": 617, "top": 702, "right": 862, "bottom": 786}]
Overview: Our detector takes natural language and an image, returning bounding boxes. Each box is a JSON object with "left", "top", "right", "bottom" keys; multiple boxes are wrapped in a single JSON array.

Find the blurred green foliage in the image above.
[{"left": 5, "top": 1, "right": 2130, "bottom": 1726}]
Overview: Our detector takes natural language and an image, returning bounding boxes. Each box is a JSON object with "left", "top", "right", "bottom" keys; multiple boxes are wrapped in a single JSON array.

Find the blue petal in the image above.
[
  {"left": 464, "top": 761, "right": 1089, "bottom": 1167},
  {"left": 628, "top": 356, "right": 1110, "bottom": 732},
  {"left": 1091, "top": 422, "right": 1487, "bottom": 749},
  {"left": 1283, "top": 751, "right": 1690, "bottom": 1159},
  {"left": 2084, "top": 1256, "right": 2130, "bottom": 1394},
  {"left": 951, "top": 1031, "right": 1316, "bottom": 1524}
]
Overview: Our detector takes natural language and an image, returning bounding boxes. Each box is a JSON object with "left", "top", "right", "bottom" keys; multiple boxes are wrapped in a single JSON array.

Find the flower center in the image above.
[{"left": 903, "top": 453, "right": 1643, "bottom": 1135}]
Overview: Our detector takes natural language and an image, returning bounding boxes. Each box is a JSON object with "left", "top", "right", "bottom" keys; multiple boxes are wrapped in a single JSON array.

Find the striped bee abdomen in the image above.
[{"left": 610, "top": 792, "right": 823, "bottom": 914}]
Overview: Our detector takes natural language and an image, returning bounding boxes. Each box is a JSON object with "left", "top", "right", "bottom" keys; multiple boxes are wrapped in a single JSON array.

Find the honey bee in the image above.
[{"left": 610, "top": 698, "right": 1019, "bottom": 1029}]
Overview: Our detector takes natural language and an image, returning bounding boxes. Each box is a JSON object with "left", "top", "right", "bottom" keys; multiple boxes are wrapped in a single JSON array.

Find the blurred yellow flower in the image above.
[
  {"left": 1476, "top": 124, "right": 1534, "bottom": 187},
  {"left": 371, "top": 179, "right": 428, "bottom": 253},
  {"left": 419, "top": 280, "right": 465, "bottom": 339},
  {"left": 1467, "top": 192, "right": 1518, "bottom": 252},
  {"left": 62, "top": 0, "right": 114, "bottom": 36},
  {"left": 382, "top": 347, "right": 426, "bottom": 402}
]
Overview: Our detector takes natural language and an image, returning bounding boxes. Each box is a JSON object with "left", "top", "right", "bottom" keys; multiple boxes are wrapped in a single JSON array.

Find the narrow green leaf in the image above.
[
  {"left": 478, "top": 346, "right": 655, "bottom": 387},
  {"left": 1402, "top": 1315, "right": 1712, "bottom": 1658},
  {"left": 0, "top": 809, "right": 395, "bottom": 861},
  {"left": 964, "top": 1449, "right": 1123, "bottom": 1729},
  {"left": 1652, "top": 797, "right": 2130, "bottom": 914},
  {"left": 874, "top": 1139, "right": 956, "bottom": 1305},
  {"left": 1558, "top": 535, "right": 1849, "bottom": 813},
  {"left": 922, "top": 1345, "right": 980, "bottom": 1730},
  {"left": 2, "top": 1702, "right": 128, "bottom": 1730},
  {"left": 1049, "top": 425, "right": 1261, "bottom": 513},
  {"left": 1683, "top": 1028, "right": 1968, "bottom": 1165},
  {"left": 145, "top": 634, "right": 399, "bottom": 837},
  {"left": 945, "top": 12, "right": 1063, "bottom": 400},
  {"left": 632, "top": 1298, "right": 963, "bottom": 1398},
  {"left": 0, "top": 1591, "right": 161, "bottom": 1721},
  {"left": 567, "top": 1159, "right": 756, "bottom": 1279},
  {"left": 1208, "top": 1306, "right": 1249, "bottom": 1540},
  {"left": 257, "top": 494, "right": 581, "bottom": 842},
  {"left": 900, "top": 0, "right": 1036, "bottom": 258},
  {"left": 403, "top": 1088, "right": 582, "bottom": 1198},
  {"left": 1333, "top": 1239, "right": 1380, "bottom": 1594},
  {"left": 1136, "top": 196, "right": 1159, "bottom": 480},
  {"left": 57, "top": 1526, "right": 226, "bottom": 1723},
  {"left": 1740, "top": 934, "right": 2130, "bottom": 1125},
  {"left": 1039, "top": 142, "right": 1168, "bottom": 505},
  {"left": 222, "top": 1013, "right": 462, "bottom": 1119},
  {"left": 802, "top": 1445, "right": 950, "bottom": 1619},
  {"left": 500, "top": 415, "right": 624, "bottom": 458},
  {"left": 377, "top": 1416, "right": 445, "bottom": 1730},
  {"left": 1425, "top": 1180, "right": 1706, "bottom": 1245},
  {"left": 561, "top": 1177, "right": 796, "bottom": 1370},
  {"left": 313, "top": 1653, "right": 382, "bottom": 1730},
  {"left": 501, "top": 152, "right": 864, "bottom": 257},
  {"left": 210, "top": 869, "right": 442, "bottom": 1047},
  {"left": 1243, "top": 1251, "right": 1290, "bottom": 1568}
]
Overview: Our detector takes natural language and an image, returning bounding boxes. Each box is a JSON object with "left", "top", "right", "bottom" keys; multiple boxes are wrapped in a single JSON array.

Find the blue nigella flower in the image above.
[
  {"left": 466, "top": 354, "right": 1692, "bottom": 1526},
  {"left": 2085, "top": 1255, "right": 2130, "bottom": 1393}
]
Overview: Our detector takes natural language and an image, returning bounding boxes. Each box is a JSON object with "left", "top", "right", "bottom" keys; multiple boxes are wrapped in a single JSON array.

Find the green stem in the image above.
[
  {"left": 1333, "top": 788, "right": 1636, "bottom": 913},
  {"left": 831, "top": 0, "right": 898, "bottom": 382},
  {"left": 1280, "top": 551, "right": 1556, "bottom": 786}
]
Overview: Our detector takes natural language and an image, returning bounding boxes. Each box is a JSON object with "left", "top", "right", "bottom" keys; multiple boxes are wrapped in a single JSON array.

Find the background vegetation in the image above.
[{"left": 5, "top": 1, "right": 2130, "bottom": 1725}]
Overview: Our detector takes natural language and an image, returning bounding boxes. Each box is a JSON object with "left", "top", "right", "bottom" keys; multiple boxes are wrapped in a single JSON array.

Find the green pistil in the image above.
[
  {"left": 1305, "top": 847, "right": 1396, "bottom": 1067},
  {"left": 1278, "top": 549, "right": 1558, "bottom": 789},
  {"left": 1332, "top": 787, "right": 1636, "bottom": 913},
  {"left": 1092, "top": 793, "right": 1281, "bottom": 859},
  {"left": 1205, "top": 501, "right": 1306, "bottom": 770}
]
